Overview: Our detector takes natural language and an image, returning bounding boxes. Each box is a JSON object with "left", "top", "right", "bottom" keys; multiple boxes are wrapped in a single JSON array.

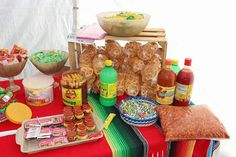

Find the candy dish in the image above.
[{"left": 118, "top": 96, "right": 158, "bottom": 123}]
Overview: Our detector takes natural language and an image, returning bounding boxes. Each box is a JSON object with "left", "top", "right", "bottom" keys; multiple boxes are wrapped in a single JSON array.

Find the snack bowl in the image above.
[
  {"left": 97, "top": 11, "right": 150, "bottom": 37},
  {"left": 118, "top": 96, "right": 158, "bottom": 122},
  {"left": 0, "top": 59, "right": 28, "bottom": 92},
  {"left": 30, "top": 50, "right": 68, "bottom": 75},
  {"left": 120, "top": 114, "right": 157, "bottom": 127}
]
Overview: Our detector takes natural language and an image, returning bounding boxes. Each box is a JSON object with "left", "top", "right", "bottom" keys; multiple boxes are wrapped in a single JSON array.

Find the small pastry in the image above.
[
  {"left": 73, "top": 118, "right": 83, "bottom": 126},
  {"left": 74, "top": 109, "right": 84, "bottom": 119},
  {"left": 66, "top": 123, "right": 76, "bottom": 132},
  {"left": 64, "top": 121, "right": 74, "bottom": 127},
  {"left": 64, "top": 111, "right": 74, "bottom": 121},
  {"left": 85, "top": 121, "right": 96, "bottom": 131},
  {"left": 66, "top": 131, "right": 77, "bottom": 142},
  {"left": 77, "top": 130, "right": 88, "bottom": 140},
  {"left": 82, "top": 104, "right": 92, "bottom": 113},
  {"left": 77, "top": 123, "right": 86, "bottom": 132}
]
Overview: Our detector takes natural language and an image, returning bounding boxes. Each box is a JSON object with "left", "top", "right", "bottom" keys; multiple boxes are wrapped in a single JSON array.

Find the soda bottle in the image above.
[
  {"left": 174, "top": 58, "right": 194, "bottom": 106},
  {"left": 171, "top": 59, "right": 181, "bottom": 75},
  {"left": 156, "top": 59, "right": 176, "bottom": 105},
  {"left": 99, "top": 60, "right": 118, "bottom": 107}
]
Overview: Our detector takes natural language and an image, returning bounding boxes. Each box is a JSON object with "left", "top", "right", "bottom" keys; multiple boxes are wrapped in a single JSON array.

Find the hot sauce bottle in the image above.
[
  {"left": 174, "top": 58, "right": 194, "bottom": 106},
  {"left": 156, "top": 59, "right": 176, "bottom": 105}
]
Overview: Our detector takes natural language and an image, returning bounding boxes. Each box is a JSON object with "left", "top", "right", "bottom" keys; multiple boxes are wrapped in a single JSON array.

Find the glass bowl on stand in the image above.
[
  {"left": 0, "top": 59, "right": 28, "bottom": 92},
  {"left": 29, "top": 50, "right": 69, "bottom": 87}
]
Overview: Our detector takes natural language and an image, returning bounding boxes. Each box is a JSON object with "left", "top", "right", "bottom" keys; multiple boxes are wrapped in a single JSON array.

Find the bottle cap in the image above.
[
  {"left": 105, "top": 60, "right": 113, "bottom": 67},
  {"left": 165, "top": 59, "right": 172, "bottom": 66},
  {"left": 184, "top": 58, "right": 192, "bottom": 66},
  {"left": 172, "top": 59, "right": 179, "bottom": 65}
]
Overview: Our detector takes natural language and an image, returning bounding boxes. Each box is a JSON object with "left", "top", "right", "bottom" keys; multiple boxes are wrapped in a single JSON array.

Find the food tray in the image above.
[
  {"left": 15, "top": 113, "right": 103, "bottom": 154},
  {"left": 118, "top": 96, "right": 159, "bottom": 122}
]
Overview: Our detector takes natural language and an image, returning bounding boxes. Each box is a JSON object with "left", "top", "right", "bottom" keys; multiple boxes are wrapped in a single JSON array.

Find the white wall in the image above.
[{"left": 0, "top": 0, "right": 235, "bottom": 156}]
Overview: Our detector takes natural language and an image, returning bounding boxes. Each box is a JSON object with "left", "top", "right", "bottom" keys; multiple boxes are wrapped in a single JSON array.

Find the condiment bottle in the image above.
[
  {"left": 99, "top": 60, "right": 118, "bottom": 107},
  {"left": 156, "top": 59, "right": 176, "bottom": 105},
  {"left": 174, "top": 58, "right": 194, "bottom": 106},
  {"left": 171, "top": 59, "right": 181, "bottom": 75}
]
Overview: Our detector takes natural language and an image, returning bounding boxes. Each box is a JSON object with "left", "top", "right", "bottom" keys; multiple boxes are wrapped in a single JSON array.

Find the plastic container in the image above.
[
  {"left": 97, "top": 11, "right": 150, "bottom": 37},
  {"left": 22, "top": 74, "right": 54, "bottom": 106},
  {"left": 61, "top": 71, "right": 87, "bottom": 106},
  {"left": 156, "top": 59, "right": 176, "bottom": 105},
  {"left": 171, "top": 59, "right": 181, "bottom": 74},
  {"left": 174, "top": 58, "right": 194, "bottom": 106},
  {"left": 99, "top": 60, "right": 118, "bottom": 106}
]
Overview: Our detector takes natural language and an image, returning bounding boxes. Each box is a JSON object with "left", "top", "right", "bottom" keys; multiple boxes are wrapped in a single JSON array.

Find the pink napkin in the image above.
[{"left": 77, "top": 24, "right": 106, "bottom": 40}]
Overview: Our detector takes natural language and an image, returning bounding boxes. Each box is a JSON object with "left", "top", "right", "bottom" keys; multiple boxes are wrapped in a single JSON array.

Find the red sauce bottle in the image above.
[
  {"left": 156, "top": 59, "right": 176, "bottom": 105},
  {"left": 174, "top": 58, "right": 194, "bottom": 106}
]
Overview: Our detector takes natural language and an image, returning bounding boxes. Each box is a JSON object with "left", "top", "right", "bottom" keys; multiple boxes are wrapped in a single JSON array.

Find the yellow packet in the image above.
[{"left": 103, "top": 113, "right": 116, "bottom": 130}]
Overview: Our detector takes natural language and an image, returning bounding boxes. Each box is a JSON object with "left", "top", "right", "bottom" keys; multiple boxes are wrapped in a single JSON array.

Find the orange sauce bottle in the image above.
[{"left": 156, "top": 59, "right": 176, "bottom": 105}]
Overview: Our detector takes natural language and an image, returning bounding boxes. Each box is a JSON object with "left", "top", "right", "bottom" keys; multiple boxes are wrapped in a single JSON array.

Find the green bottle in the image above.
[
  {"left": 172, "top": 59, "right": 181, "bottom": 75},
  {"left": 99, "top": 60, "right": 118, "bottom": 107}
]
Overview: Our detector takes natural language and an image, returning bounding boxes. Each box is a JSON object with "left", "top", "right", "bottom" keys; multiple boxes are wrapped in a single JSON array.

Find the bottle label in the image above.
[
  {"left": 62, "top": 87, "right": 82, "bottom": 106},
  {"left": 100, "top": 82, "right": 117, "bottom": 99},
  {"left": 156, "top": 84, "right": 175, "bottom": 105},
  {"left": 175, "top": 83, "right": 193, "bottom": 101}
]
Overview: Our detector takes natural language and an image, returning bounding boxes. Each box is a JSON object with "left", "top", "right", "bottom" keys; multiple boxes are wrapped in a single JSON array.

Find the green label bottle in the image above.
[
  {"left": 99, "top": 60, "right": 118, "bottom": 107},
  {"left": 171, "top": 59, "right": 181, "bottom": 75}
]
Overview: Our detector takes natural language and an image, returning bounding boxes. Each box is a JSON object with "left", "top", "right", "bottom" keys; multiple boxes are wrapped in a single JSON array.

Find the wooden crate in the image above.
[{"left": 67, "top": 28, "right": 167, "bottom": 70}]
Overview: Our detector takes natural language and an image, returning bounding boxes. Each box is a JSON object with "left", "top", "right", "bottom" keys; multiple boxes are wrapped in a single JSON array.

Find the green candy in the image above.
[{"left": 31, "top": 51, "right": 65, "bottom": 63}]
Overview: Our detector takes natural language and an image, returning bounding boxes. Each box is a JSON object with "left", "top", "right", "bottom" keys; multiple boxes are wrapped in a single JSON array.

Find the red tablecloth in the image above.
[
  {"left": 0, "top": 77, "right": 112, "bottom": 157},
  {"left": 0, "top": 77, "right": 213, "bottom": 157}
]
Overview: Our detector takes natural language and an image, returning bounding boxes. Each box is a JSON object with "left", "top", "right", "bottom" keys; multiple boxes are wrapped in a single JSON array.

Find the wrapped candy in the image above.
[
  {"left": 79, "top": 64, "right": 94, "bottom": 80},
  {"left": 92, "top": 54, "right": 108, "bottom": 75},
  {"left": 87, "top": 74, "right": 96, "bottom": 90},
  {"left": 0, "top": 45, "right": 28, "bottom": 65},
  {"left": 79, "top": 52, "right": 94, "bottom": 65},
  {"left": 123, "top": 41, "right": 141, "bottom": 58},
  {"left": 82, "top": 44, "right": 97, "bottom": 57},
  {"left": 97, "top": 46, "right": 107, "bottom": 55},
  {"left": 125, "top": 74, "right": 140, "bottom": 96},
  {"left": 79, "top": 44, "right": 97, "bottom": 65},
  {"left": 117, "top": 73, "right": 126, "bottom": 96},
  {"left": 141, "top": 62, "right": 161, "bottom": 86},
  {"left": 105, "top": 40, "right": 123, "bottom": 59},
  {"left": 128, "top": 57, "right": 145, "bottom": 73},
  {"left": 111, "top": 56, "right": 124, "bottom": 71},
  {"left": 140, "top": 83, "right": 156, "bottom": 100},
  {"left": 138, "top": 42, "right": 158, "bottom": 61},
  {"left": 0, "top": 49, "right": 8, "bottom": 60},
  {"left": 91, "top": 77, "right": 100, "bottom": 94}
]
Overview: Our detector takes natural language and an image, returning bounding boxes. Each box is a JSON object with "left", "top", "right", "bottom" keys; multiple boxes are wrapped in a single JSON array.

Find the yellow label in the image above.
[
  {"left": 156, "top": 84, "right": 175, "bottom": 105},
  {"left": 62, "top": 87, "right": 82, "bottom": 106},
  {"left": 175, "top": 83, "right": 193, "bottom": 101},
  {"left": 100, "top": 82, "right": 117, "bottom": 99}
]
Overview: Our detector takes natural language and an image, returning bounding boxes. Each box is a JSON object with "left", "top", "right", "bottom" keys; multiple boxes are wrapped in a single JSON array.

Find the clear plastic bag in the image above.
[
  {"left": 128, "top": 57, "right": 145, "bottom": 73},
  {"left": 92, "top": 54, "right": 108, "bottom": 75},
  {"left": 138, "top": 42, "right": 158, "bottom": 61},
  {"left": 105, "top": 40, "right": 123, "bottom": 59},
  {"left": 125, "top": 74, "right": 140, "bottom": 96},
  {"left": 123, "top": 41, "right": 141, "bottom": 58},
  {"left": 117, "top": 73, "right": 126, "bottom": 96},
  {"left": 140, "top": 83, "right": 156, "bottom": 100}
]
